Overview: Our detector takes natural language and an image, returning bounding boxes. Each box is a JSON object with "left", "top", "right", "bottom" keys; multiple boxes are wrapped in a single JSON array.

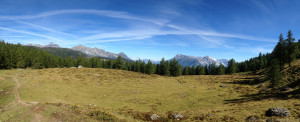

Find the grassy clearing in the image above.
[
  {"left": 0, "top": 70, "right": 18, "bottom": 108},
  {"left": 0, "top": 66, "right": 300, "bottom": 121}
]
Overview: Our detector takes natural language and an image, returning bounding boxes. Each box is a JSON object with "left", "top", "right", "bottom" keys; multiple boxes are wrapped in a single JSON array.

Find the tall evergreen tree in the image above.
[
  {"left": 227, "top": 59, "right": 237, "bottom": 74},
  {"left": 169, "top": 59, "right": 181, "bottom": 77},
  {"left": 195, "top": 65, "right": 201, "bottom": 75},
  {"left": 140, "top": 61, "right": 146, "bottom": 73},
  {"left": 145, "top": 60, "right": 154, "bottom": 75},
  {"left": 286, "top": 30, "right": 297, "bottom": 67},
  {"left": 199, "top": 66, "right": 206, "bottom": 75},
  {"left": 268, "top": 60, "right": 283, "bottom": 88},
  {"left": 182, "top": 66, "right": 189, "bottom": 75},
  {"left": 273, "top": 33, "right": 287, "bottom": 70},
  {"left": 216, "top": 64, "right": 225, "bottom": 75}
]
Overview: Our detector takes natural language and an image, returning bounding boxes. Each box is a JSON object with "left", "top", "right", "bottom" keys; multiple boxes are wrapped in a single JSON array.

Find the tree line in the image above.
[{"left": 1, "top": 30, "right": 300, "bottom": 80}]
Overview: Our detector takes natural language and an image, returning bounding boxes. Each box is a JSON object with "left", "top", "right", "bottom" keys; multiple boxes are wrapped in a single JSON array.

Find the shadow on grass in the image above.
[
  {"left": 225, "top": 79, "right": 300, "bottom": 104},
  {"left": 226, "top": 76, "right": 267, "bottom": 85}
]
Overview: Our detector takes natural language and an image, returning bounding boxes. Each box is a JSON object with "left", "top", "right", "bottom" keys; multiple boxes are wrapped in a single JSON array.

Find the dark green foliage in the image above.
[
  {"left": 145, "top": 60, "right": 154, "bottom": 75},
  {"left": 169, "top": 59, "right": 181, "bottom": 77},
  {"left": 216, "top": 64, "right": 225, "bottom": 75},
  {"left": 209, "top": 63, "right": 217, "bottom": 75},
  {"left": 286, "top": 30, "right": 298, "bottom": 66},
  {"left": 182, "top": 66, "right": 189, "bottom": 75},
  {"left": 140, "top": 61, "right": 146, "bottom": 73},
  {"left": 190, "top": 65, "right": 196, "bottom": 75},
  {"left": 195, "top": 65, "right": 201, "bottom": 75},
  {"left": 114, "top": 56, "right": 124, "bottom": 69},
  {"left": 273, "top": 33, "right": 287, "bottom": 70},
  {"left": 227, "top": 59, "right": 237, "bottom": 74},
  {"left": 159, "top": 58, "right": 170, "bottom": 76},
  {"left": 268, "top": 60, "right": 283, "bottom": 88}
]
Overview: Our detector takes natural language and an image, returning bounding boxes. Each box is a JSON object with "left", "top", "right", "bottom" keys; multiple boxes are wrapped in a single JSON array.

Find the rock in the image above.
[
  {"left": 266, "top": 107, "right": 290, "bottom": 117},
  {"left": 245, "top": 115, "right": 259, "bottom": 121},
  {"left": 173, "top": 113, "right": 184, "bottom": 120},
  {"left": 150, "top": 114, "right": 160, "bottom": 120},
  {"left": 220, "top": 84, "right": 227, "bottom": 87},
  {"left": 258, "top": 83, "right": 265, "bottom": 88},
  {"left": 78, "top": 65, "right": 83, "bottom": 68},
  {"left": 279, "top": 86, "right": 291, "bottom": 91}
]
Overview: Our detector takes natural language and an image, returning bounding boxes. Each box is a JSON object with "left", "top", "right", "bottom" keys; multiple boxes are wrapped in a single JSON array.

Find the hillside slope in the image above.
[{"left": 1, "top": 65, "right": 299, "bottom": 121}]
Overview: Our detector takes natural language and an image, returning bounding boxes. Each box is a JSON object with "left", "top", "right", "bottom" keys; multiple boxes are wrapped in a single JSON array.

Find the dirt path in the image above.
[
  {"left": 11, "top": 74, "right": 45, "bottom": 121},
  {"left": 13, "top": 74, "right": 29, "bottom": 106}
]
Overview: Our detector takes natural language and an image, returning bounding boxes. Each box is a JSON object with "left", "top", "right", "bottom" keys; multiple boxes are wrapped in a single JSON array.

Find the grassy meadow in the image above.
[{"left": 0, "top": 65, "right": 300, "bottom": 121}]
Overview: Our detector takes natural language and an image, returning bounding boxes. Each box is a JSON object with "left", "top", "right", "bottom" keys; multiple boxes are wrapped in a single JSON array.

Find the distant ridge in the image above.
[
  {"left": 173, "top": 54, "right": 228, "bottom": 67},
  {"left": 26, "top": 43, "right": 228, "bottom": 66},
  {"left": 71, "top": 45, "right": 132, "bottom": 60}
]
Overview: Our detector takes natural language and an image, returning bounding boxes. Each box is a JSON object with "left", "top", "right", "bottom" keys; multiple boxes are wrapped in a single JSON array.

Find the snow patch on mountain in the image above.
[{"left": 173, "top": 54, "right": 228, "bottom": 67}]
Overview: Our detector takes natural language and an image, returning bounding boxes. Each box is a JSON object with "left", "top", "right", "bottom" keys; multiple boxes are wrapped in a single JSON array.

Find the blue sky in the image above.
[{"left": 0, "top": 0, "right": 300, "bottom": 61}]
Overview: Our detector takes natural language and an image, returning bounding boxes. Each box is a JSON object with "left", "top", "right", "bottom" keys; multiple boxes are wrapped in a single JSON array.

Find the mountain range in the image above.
[
  {"left": 26, "top": 42, "right": 228, "bottom": 67},
  {"left": 71, "top": 45, "right": 131, "bottom": 60}
]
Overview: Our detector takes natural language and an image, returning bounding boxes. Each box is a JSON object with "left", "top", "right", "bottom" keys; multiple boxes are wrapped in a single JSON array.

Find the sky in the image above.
[{"left": 0, "top": 0, "right": 300, "bottom": 62}]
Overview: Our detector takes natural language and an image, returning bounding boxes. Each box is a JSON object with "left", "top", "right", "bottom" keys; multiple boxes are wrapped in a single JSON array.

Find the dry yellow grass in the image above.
[{"left": 0, "top": 67, "right": 300, "bottom": 121}]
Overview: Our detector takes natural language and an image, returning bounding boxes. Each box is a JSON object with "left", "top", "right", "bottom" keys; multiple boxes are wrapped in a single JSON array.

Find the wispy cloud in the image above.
[
  {"left": 14, "top": 20, "right": 78, "bottom": 38},
  {"left": 167, "top": 24, "right": 276, "bottom": 43},
  {"left": 0, "top": 9, "right": 168, "bottom": 26},
  {"left": 0, "top": 26, "right": 61, "bottom": 41}
]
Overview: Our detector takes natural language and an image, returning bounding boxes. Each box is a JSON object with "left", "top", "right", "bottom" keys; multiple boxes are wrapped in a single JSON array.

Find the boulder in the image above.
[
  {"left": 245, "top": 115, "right": 259, "bottom": 121},
  {"left": 78, "top": 65, "right": 83, "bottom": 68},
  {"left": 266, "top": 107, "right": 290, "bottom": 117},
  {"left": 220, "top": 84, "right": 227, "bottom": 87},
  {"left": 173, "top": 113, "right": 184, "bottom": 120},
  {"left": 150, "top": 114, "right": 160, "bottom": 120},
  {"left": 258, "top": 83, "right": 265, "bottom": 88}
]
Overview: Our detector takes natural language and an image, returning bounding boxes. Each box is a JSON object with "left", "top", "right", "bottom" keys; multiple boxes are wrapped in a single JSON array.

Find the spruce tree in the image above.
[
  {"left": 286, "top": 30, "right": 297, "bottom": 67},
  {"left": 145, "top": 60, "right": 154, "bottom": 75},
  {"left": 159, "top": 58, "right": 165, "bottom": 75},
  {"left": 182, "top": 66, "right": 189, "bottom": 75},
  {"left": 195, "top": 65, "right": 201, "bottom": 75},
  {"left": 227, "top": 59, "right": 237, "bottom": 74},
  {"left": 169, "top": 59, "right": 181, "bottom": 77},
  {"left": 199, "top": 66, "right": 206, "bottom": 75},
  {"left": 216, "top": 64, "right": 225, "bottom": 75},
  {"left": 268, "top": 60, "right": 283, "bottom": 88}
]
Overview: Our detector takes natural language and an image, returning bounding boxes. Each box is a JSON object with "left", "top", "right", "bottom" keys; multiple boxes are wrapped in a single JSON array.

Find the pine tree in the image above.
[
  {"left": 182, "top": 66, "right": 189, "bottom": 75},
  {"left": 164, "top": 61, "right": 170, "bottom": 76},
  {"left": 145, "top": 60, "right": 154, "bottom": 75},
  {"left": 169, "top": 59, "right": 181, "bottom": 77},
  {"left": 199, "top": 66, "right": 206, "bottom": 75},
  {"left": 268, "top": 60, "right": 283, "bottom": 88},
  {"left": 216, "top": 64, "right": 225, "bottom": 75},
  {"left": 155, "top": 64, "right": 160, "bottom": 74},
  {"left": 204, "top": 64, "right": 209, "bottom": 75},
  {"left": 114, "top": 56, "right": 124, "bottom": 69},
  {"left": 210, "top": 63, "right": 217, "bottom": 75},
  {"left": 140, "top": 61, "right": 146, "bottom": 73},
  {"left": 195, "top": 65, "right": 201, "bottom": 75},
  {"left": 227, "top": 59, "right": 237, "bottom": 74},
  {"left": 159, "top": 58, "right": 168, "bottom": 75},
  {"left": 286, "top": 30, "right": 297, "bottom": 67}
]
